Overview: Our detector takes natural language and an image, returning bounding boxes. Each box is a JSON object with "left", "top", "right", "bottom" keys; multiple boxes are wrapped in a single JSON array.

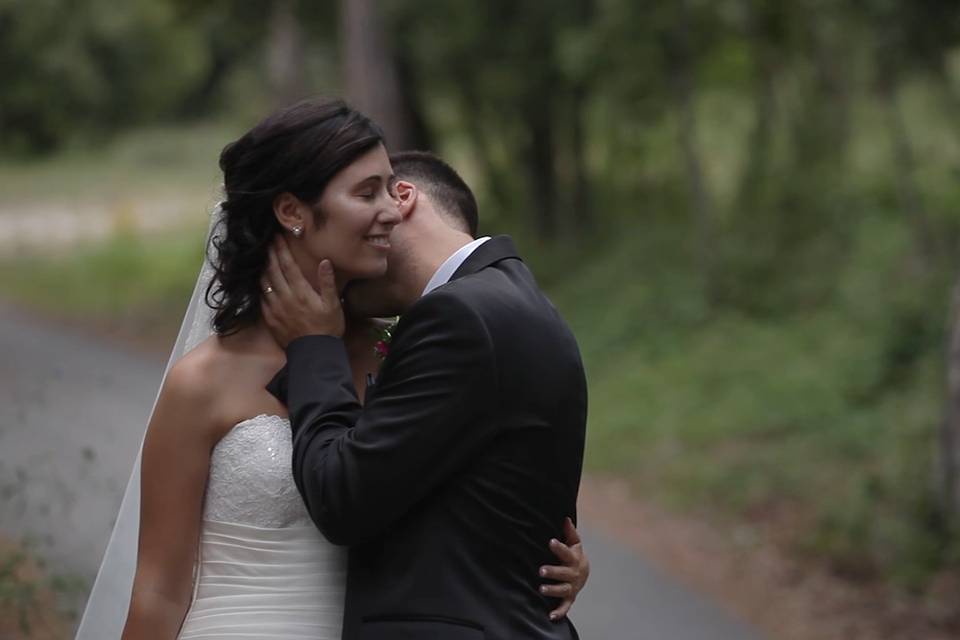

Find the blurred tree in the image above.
[
  {"left": 386, "top": 0, "right": 611, "bottom": 239},
  {"left": 0, "top": 0, "right": 208, "bottom": 153},
  {"left": 944, "top": 274, "right": 960, "bottom": 519},
  {"left": 340, "top": 0, "right": 429, "bottom": 151},
  {"left": 588, "top": 0, "right": 729, "bottom": 298},
  {"left": 856, "top": 0, "right": 959, "bottom": 268},
  {"left": 854, "top": 0, "right": 960, "bottom": 519},
  {"left": 558, "top": 0, "right": 597, "bottom": 232},
  {"left": 715, "top": 0, "right": 859, "bottom": 315},
  {"left": 657, "top": 0, "right": 723, "bottom": 303},
  {"left": 0, "top": 0, "right": 346, "bottom": 152},
  {"left": 860, "top": 0, "right": 937, "bottom": 267},
  {"left": 734, "top": 0, "right": 794, "bottom": 220},
  {"left": 167, "top": 0, "right": 272, "bottom": 117},
  {"left": 267, "top": 0, "right": 307, "bottom": 107}
]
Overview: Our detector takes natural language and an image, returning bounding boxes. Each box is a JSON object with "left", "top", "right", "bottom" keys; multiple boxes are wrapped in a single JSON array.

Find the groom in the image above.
[{"left": 263, "top": 151, "right": 587, "bottom": 640}]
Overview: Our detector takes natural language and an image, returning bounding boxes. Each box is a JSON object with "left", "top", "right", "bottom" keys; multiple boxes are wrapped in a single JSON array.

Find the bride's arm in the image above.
[{"left": 122, "top": 360, "right": 217, "bottom": 640}]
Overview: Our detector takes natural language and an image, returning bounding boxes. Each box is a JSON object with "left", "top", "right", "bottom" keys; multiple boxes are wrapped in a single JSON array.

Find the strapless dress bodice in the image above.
[
  {"left": 177, "top": 414, "right": 347, "bottom": 640},
  {"left": 202, "top": 413, "right": 313, "bottom": 528}
]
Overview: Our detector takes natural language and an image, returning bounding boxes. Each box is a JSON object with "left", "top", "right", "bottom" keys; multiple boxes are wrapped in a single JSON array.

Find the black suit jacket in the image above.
[{"left": 267, "top": 236, "right": 587, "bottom": 640}]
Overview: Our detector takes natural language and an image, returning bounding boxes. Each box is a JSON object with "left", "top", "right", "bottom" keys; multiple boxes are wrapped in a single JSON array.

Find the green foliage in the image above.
[
  {"left": 0, "top": 0, "right": 212, "bottom": 153},
  {"left": 0, "top": 227, "right": 204, "bottom": 325},
  {"left": 534, "top": 207, "right": 959, "bottom": 587}
]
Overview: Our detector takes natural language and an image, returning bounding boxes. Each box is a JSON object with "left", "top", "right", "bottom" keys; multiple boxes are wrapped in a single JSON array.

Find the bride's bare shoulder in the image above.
[
  {"left": 157, "top": 335, "right": 236, "bottom": 423},
  {"left": 160, "top": 329, "right": 282, "bottom": 434},
  {"left": 168, "top": 336, "right": 224, "bottom": 389}
]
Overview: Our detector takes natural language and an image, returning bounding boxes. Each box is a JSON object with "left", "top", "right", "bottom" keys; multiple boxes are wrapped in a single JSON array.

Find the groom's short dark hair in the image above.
[{"left": 390, "top": 151, "right": 479, "bottom": 237}]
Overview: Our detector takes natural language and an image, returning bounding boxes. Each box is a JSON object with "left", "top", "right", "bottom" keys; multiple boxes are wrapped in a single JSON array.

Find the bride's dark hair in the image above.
[{"left": 208, "top": 97, "right": 384, "bottom": 336}]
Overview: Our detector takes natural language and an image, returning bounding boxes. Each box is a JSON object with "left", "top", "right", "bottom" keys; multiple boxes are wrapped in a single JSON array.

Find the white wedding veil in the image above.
[{"left": 74, "top": 201, "right": 225, "bottom": 639}]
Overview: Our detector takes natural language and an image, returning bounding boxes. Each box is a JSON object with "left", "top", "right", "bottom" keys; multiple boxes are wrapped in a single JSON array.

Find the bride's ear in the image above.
[
  {"left": 273, "top": 192, "right": 308, "bottom": 233},
  {"left": 393, "top": 180, "right": 417, "bottom": 218}
]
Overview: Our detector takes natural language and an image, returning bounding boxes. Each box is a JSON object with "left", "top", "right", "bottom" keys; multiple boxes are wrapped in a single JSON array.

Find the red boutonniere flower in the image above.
[{"left": 373, "top": 318, "right": 399, "bottom": 360}]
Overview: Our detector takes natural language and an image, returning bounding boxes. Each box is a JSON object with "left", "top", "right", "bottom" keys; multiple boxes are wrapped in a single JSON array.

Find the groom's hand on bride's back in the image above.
[
  {"left": 261, "top": 236, "right": 345, "bottom": 348},
  {"left": 539, "top": 517, "right": 590, "bottom": 621}
]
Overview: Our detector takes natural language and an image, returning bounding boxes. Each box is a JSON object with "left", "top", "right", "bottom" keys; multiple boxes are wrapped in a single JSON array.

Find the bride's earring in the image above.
[{"left": 292, "top": 225, "right": 303, "bottom": 238}]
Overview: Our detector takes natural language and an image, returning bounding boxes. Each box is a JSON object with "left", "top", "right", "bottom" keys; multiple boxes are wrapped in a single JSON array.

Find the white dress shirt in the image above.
[{"left": 421, "top": 237, "right": 491, "bottom": 298}]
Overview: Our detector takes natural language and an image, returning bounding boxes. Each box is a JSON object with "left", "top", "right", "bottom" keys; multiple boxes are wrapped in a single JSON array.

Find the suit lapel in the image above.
[
  {"left": 449, "top": 235, "right": 521, "bottom": 283},
  {"left": 385, "top": 236, "right": 521, "bottom": 354}
]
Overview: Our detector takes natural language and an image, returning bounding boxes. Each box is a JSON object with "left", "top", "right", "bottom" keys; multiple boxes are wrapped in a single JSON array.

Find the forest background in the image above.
[{"left": 1, "top": 0, "right": 960, "bottom": 635}]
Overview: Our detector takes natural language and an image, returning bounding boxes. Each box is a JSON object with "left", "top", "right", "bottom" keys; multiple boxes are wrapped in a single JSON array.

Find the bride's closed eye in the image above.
[{"left": 355, "top": 181, "right": 392, "bottom": 202}]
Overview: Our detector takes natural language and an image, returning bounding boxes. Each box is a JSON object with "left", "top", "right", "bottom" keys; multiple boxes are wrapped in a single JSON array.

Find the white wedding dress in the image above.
[
  {"left": 176, "top": 414, "right": 347, "bottom": 639},
  {"left": 75, "top": 205, "right": 348, "bottom": 638}
]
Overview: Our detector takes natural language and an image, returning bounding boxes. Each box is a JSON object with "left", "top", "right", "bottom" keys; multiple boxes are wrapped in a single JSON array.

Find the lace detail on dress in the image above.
[{"left": 203, "top": 414, "right": 312, "bottom": 528}]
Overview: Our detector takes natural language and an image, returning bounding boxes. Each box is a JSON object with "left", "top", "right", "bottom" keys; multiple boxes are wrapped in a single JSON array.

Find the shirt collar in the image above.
[{"left": 421, "top": 236, "right": 491, "bottom": 298}]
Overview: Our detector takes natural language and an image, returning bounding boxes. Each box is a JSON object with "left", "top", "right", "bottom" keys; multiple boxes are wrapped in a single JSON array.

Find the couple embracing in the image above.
[{"left": 78, "top": 97, "right": 588, "bottom": 640}]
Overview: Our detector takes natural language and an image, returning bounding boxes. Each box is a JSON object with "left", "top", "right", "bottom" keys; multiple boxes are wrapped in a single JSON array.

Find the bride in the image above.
[{"left": 75, "top": 98, "right": 587, "bottom": 639}]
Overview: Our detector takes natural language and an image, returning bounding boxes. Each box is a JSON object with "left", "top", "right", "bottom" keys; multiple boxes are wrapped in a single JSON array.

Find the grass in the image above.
[
  {"left": 0, "top": 226, "right": 206, "bottom": 345},
  {"left": 0, "top": 120, "right": 241, "bottom": 207},
  {"left": 0, "top": 540, "right": 75, "bottom": 639},
  {"left": 0, "top": 228, "right": 204, "bottom": 312}
]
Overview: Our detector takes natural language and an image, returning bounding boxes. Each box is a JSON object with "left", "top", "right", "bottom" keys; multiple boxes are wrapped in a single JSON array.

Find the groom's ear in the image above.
[
  {"left": 394, "top": 180, "right": 417, "bottom": 218},
  {"left": 273, "top": 192, "right": 308, "bottom": 232}
]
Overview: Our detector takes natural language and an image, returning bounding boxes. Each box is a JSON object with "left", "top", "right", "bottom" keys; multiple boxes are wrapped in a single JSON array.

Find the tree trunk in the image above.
[
  {"left": 676, "top": 77, "right": 715, "bottom": 300},
  {"left": 177, "top": 38, "right": 237, "bottom": 117},
  {"left": 267, "top": 0, "right": 306, "bottom": 107},
  {"left": 941, "top": 270, "right": 960, "bottom": 518},
  {"left": 880, "top": 78, "right": 935, "bottom": 269},
  {"left": 666, "top": 5, "right": 716, "bottom": 302},
  {"left": 455, "top": 81, "right": 512, "bottom": 214},
  {"left": 392, "top": 49, "right": 433, "bottom": 151},
  {"left": 810, "top": 16, "right": 852, "bottom": 156},
  {"left": 570, "top": 0, "right": 595, "bottom": 233},
  {"left": 736, "top": 4, "right": 777, "bottom": 216},
  {"left": 523, "top": 96, "right": 559, "bottom": 239},
  {"left": 571, "top": 83, "right": 592, "bottom": 233},
  {"left": 340, "top": 0, "right": 418, "bottom": 151}
]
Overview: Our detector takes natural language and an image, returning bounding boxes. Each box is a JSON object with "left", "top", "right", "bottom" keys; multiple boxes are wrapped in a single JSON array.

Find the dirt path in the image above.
[
  {"left": 579, "top": 475, "right": 960, "bottom": 640},
  {"left": 0, "top": 196, "right": 203, "bottom": 253},
  {"left": 0, "top": 304, "right": 164, "bottom": 625},
  {"left": 0, "top": 303, "right": 766, "bottom": 639}
]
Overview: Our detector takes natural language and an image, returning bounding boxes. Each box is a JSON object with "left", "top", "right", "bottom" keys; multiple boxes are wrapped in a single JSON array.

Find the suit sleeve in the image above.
[{"left": 279, "top": 291, "right": 499, "bottom": 545}]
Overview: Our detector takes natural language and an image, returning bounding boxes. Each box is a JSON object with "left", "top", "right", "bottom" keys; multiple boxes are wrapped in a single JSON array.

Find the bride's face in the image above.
[{"left": 298, "top": 144, "right": 400, "bottom": 285}]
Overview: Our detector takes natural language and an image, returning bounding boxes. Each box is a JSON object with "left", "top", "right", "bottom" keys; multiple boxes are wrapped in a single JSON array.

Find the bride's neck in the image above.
[{"left": 228, "top": 319, "right": 285, "bottom": 357}]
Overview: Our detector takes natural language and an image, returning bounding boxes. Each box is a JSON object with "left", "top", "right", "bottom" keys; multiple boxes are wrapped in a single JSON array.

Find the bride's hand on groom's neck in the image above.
[{"left": 261, "top": 237, "right": 346, "bottom": 348}]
